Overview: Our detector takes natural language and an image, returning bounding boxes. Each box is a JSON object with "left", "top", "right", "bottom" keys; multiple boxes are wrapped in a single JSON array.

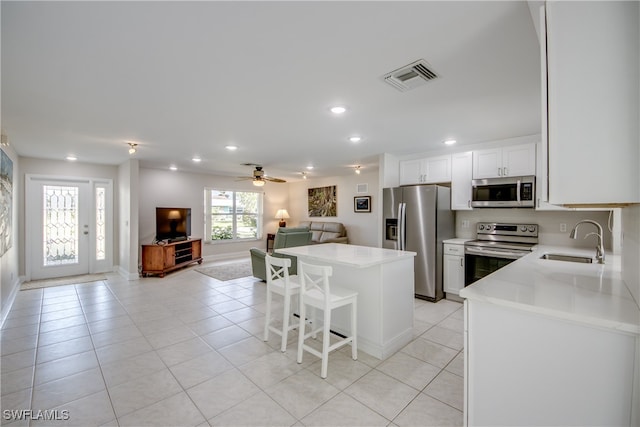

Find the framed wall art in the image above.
[
  {"left": 0, "top": 148, "right": 13, "bottom": 257},
  {"left": 308, "top": 185, "right": 337, "bottom": 217},
  {"left": 354, "top": 196, "right": 371, "bottom": 213}
]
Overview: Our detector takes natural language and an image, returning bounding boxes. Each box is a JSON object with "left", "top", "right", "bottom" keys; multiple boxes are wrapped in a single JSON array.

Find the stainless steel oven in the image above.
[
  {"left": 464, "top": 222, "right": 538, "bottom": 286},
  {"left": 471, "top": 175, "right": 535, "bottom": 208}
]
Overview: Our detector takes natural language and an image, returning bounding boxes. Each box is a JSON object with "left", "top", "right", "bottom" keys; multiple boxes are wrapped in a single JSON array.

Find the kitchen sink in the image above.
[{"left": 540, "top": 253, "right": 593, "bottom": 263}]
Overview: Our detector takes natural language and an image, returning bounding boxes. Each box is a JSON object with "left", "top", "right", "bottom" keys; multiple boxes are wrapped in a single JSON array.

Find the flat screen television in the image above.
[{"left": 156, "top": 207, "right": 191, "bottom": 241}]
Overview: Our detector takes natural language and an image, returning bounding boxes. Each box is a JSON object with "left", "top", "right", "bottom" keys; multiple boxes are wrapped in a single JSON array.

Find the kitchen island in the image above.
[
  {"left": 276, "top": 243, "right": 416, "bottom": 359},
  {"left": 460, "top": 245, "right": 640, "bottom": 427}
]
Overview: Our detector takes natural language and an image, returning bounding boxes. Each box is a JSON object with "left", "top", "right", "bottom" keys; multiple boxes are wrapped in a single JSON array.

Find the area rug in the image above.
[
  {"left": 21, "top": 273, "right": 107, "bottom": 291},
  {"left": 195, "top": 260, "right": 253, "bottom": 281}
]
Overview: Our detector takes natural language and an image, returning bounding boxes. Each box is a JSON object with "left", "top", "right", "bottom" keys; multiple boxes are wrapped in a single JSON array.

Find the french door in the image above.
[{"left": 26, "top": 176, "right": 113, "bottom": 280}]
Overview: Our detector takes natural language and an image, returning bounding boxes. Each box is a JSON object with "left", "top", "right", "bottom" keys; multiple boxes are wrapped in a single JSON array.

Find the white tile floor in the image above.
[{"left": 1, "top": 259, "right": 464, "bottom": 427}]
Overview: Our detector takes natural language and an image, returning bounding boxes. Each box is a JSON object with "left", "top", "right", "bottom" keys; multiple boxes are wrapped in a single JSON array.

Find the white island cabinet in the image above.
[
  {"left": 277, "top": 243, "right": 416, "bottom": 360},
  {"left": 460, "top": 247, "right": 639, "bottom": 426}
]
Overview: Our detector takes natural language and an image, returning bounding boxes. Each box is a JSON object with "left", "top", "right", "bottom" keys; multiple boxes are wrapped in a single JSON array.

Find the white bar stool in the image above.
[
  {"left": 263, "top": 254, "right": 301, "bottom": 352},
  {"left": 296, "top": 261, "right": 358, "bottom": 379}
]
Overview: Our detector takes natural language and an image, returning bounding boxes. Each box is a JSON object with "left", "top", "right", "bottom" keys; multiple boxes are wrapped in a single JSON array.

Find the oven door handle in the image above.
[
  {"left": 465, "top": 246, "right": 526, "bottom": 260},
  {"left": 517, "top": 179, "right": 521, "bottom": 205}
]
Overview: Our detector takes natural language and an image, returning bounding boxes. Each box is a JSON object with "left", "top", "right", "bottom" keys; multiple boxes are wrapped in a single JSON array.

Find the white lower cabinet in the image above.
[
  {"left": 443, "top": 243, "right": 465, "bottom": 296},
  {"left": 465, "top": 299, "right": 638, "bottom": 426}
]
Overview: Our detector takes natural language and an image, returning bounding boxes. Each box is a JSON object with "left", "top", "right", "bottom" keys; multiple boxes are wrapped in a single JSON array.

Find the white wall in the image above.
[
  {"left": 138, "top": 167, "right": 289, "bottom": 260},
  {"left": 621, "top": 205, "right": 640, "bottom": 304},
  {"left": 118, "top": 160, "right": 139, "bottom": 279},
  {"left": 1, "top": 145, "right": 20, "bottom": 325},
  {"left": 287, "top": 170, "right": 379, "bottom": 247}
]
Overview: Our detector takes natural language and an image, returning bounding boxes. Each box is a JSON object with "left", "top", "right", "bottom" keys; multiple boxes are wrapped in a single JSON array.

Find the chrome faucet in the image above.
[{"left": 569, "top": 220, "right": 605, "bottom": 264}]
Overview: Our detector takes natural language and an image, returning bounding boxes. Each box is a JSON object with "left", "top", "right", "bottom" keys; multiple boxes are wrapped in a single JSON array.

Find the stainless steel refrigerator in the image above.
[{"left": 383, "top": 185, "right": 455, "bottom": 301}]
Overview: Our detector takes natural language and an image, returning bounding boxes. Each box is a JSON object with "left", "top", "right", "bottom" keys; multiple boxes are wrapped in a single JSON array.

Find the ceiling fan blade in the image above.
[
  {"left": 236, "top": 176, "right": 253, "bottom": 180},
  {"left": 264, "top": 177, "right": 286, "bottom": 183}
]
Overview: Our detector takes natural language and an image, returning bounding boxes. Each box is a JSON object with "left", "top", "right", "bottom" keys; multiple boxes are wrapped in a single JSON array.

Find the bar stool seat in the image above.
[
  {"left": 296, "top": 261, "right": 357, "bottom": 379},
  {"left": 263, "top": 254, "right": 301, "bottom": 352}
]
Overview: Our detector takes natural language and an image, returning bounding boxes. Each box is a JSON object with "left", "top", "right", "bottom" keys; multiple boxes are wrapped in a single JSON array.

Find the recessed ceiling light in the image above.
[
  {"left": 192, "top": 157, "right": 202, "bottom": 162},
  {"left": 225, "top": 145, "right": 238, "bottom": 151},
  {"left": 330, "top": 106, "right": 347, "bottom": 114},
  {"left": 349, "top": 136, "right": 362, "bottom": 143},
  {"left": 443, "top": 139, "right": 457, "bottom": 145},
  {"left": 169, "top": 165, "right": 177, "bottom": 171},
  {"left": 66, "top": 155, "right": 77, "bottom": 161},
  {"left": 306, "top": 166, "right": 314, "bottom": 170}
]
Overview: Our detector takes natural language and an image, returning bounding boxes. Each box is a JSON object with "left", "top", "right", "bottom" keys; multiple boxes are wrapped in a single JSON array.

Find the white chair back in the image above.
[
  {"left": 265, "top": 254, "right": 291, "bottom": 285},
  {"left": 299, "top": 261, "right": 332, "bottom": 311}
]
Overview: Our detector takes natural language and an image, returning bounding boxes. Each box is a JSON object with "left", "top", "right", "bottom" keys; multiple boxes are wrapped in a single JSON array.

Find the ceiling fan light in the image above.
[
  {"left": 355, "top": 166, "right": 361, "bottom": 174},
  {"left": 128, "top": 143, "right": 137, "bottom": 154},
  {"left": 253, "top": 179, "right": 265, "bottom": 187}
]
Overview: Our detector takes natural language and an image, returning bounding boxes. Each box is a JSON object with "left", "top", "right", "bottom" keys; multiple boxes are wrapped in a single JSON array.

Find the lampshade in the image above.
[
  {"left": 275, "top": 209, "right": 290, "bottom": 220},
  {"left": 167, "top": 210, "right": 182, "bottom": 220},
  {"left": 275, "top": 209, "right": 289, "bottom": 227}
]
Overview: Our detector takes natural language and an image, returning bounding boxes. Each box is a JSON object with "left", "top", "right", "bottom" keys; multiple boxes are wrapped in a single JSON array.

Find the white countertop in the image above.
[
  {"left": 443, "top": 238, "right": 472, "bottom": 245},
  {"left": 459, "top": 245, "right": 640, "bottom": 335},
  {"left": 276, "top": 243, "right": 416, "bottom": 268}
]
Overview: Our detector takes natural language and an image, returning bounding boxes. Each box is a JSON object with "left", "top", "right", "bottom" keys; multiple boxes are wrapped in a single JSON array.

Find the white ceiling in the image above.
[{"left": 2, "top": 1, "right": 541, "bottom": 182}]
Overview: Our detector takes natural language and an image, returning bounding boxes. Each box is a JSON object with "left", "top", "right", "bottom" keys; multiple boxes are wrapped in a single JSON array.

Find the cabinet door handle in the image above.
[
  {"left": 497, "top": 167, "right": 502, "bottom": 176},
  {"left": 467, "top": 200, "right": 471, "bottom": 208},
  {"left": 503, "top": 167, "right": 508, "bottom": 176},
  {"left": 460, "top": 258, "right": 463, "bottom": 267}
]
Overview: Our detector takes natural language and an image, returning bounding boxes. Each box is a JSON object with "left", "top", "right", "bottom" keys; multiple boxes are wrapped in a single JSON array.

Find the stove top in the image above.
[{"left": 466, "top": 222, "right": 539, "bottom": 249}]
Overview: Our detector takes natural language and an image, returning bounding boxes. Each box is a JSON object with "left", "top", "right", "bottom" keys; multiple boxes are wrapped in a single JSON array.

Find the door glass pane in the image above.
[
  {"left": 96, "top": 187, "right": 106, "bottom": 260},
  {"left": 43, "top": 185, "right": 79, "bottom": 266}
]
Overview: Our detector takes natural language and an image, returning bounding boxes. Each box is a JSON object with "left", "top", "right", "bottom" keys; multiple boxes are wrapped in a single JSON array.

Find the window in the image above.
[{"left": 205, "top": 189, "right": 263, "bottom": 242}]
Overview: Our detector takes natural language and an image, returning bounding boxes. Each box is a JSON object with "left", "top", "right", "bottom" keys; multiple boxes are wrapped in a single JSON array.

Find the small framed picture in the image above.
[{"left": 354, "top": 196, "right": 371, "bottom": 213}]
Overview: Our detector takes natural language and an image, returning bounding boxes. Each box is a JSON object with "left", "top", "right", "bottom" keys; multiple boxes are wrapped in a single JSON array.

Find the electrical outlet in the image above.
[
  {"left": 560, "top": 223, "right": 567, "bottom": 232},
  {"left": 462, "top": 220, "right": 470, "bottom": 229}
]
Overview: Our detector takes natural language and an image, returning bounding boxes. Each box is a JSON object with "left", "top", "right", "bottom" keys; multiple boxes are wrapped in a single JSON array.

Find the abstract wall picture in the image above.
[
  {"left": 0, "top": 149, "right": 13, "bottom": 257},
  {"left": 354, "top": 196, "right": 371, "bottom": 213},
  {"left": 308, "top": 185, "right": 337, "bottom": 217}
]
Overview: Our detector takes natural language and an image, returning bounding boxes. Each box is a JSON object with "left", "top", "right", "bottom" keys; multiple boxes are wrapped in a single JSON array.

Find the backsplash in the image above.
[{"left": 456, "top": 209, "right": 613, "bottom": 250}]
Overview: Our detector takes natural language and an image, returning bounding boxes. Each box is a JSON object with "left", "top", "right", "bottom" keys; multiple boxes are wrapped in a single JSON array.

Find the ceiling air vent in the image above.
[{"left": 382, "top": 59, "right": 439, "bottom": 92}]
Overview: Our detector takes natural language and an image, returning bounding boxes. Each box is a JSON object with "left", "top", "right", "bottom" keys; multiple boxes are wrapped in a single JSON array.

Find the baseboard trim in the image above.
[
  {"left": 114, "top": 265, "right": 140, "bottom": 281},
  {"left": 202, "top": 251, "right": 250, "bottom": 263},
  {"left": 1, "top": 275, "right": 23, "bottom": 329}
]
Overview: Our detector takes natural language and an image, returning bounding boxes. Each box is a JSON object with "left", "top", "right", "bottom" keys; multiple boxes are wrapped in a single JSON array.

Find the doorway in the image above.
[{"left": 26, "top": 176, "right": 113, "bottom": 281}]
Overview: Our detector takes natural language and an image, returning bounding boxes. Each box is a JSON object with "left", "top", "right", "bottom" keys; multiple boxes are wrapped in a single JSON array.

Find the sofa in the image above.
[
  {"left": 249, "top": 227, "right": 312, "bottom": 281},
  {"left": 298, "top": 221, "right": 348, "bottom": 244}
]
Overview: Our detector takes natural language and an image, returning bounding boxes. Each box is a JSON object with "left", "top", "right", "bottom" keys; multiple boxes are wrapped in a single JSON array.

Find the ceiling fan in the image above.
[{"left": 237, "top": 165, "right": 286, "bottom": 187}]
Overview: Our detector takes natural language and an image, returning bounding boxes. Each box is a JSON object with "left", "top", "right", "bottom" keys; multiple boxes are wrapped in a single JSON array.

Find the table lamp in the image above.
[{"left": 275, "top": 209, "right": 290, "bottom": 227}]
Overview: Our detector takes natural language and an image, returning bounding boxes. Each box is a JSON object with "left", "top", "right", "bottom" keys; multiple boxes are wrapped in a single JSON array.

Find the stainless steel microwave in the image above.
[{"left": 471, "top": 175, "right": 535, "bottom": 208}]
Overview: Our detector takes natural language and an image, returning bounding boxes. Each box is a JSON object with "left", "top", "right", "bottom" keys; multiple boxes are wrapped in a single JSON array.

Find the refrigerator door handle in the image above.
[{"left": 399, "top": 202, "right": 406, "bottom": 251}]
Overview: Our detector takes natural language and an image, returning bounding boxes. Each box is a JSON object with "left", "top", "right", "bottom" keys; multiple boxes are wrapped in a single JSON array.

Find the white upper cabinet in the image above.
[
  {"left": 399, "top": 155, "right": 451, "bottom": 185},
  {"left": 545, "top": 1, "right": 639, "bottom": 205},
  {"left": 472, "top": 143, "right": 536, "bottom": 179},
  {"left": 451, "top": 151, "right": 473, "bottom": 210},
  {"left": 399, "top": 159, "right": 422, "bottom": 186}
]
